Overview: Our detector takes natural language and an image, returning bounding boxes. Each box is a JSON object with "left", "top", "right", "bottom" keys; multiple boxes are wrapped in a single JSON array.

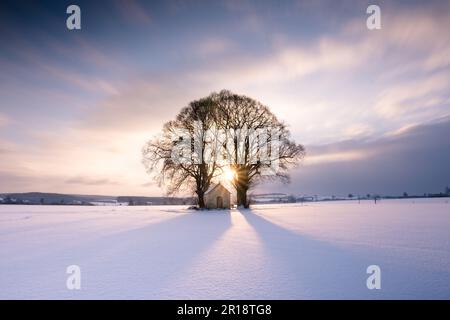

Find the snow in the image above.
[{"left": 1, "top": 198, "right": 449, "bottom": 299}]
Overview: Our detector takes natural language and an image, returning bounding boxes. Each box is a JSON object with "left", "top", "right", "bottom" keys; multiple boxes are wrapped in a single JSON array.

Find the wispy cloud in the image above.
[
  {"left": 66, "top": 176, "right": 118, "bottom": 186},
  {"left": 0, "top": 113, "right": 10, "bottom": 127},
  {"left": 196, "top": 38, "right": 234, "bottom": 56},
  {"left": 114, "top": 0, "right": 152, "bottom": 25},
  {"left": 375, "top": 72, "right": 450, "bottom": 119}
]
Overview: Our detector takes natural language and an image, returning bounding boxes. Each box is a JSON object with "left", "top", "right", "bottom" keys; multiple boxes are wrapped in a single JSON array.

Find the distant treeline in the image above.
[{"left": 251, "top": 187, "right": 450, "bottom": 204}]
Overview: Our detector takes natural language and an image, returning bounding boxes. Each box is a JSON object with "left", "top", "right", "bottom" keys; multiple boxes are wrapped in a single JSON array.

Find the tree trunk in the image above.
[
  {"left": 237, "top": 186, "right": 249, "bottom": 208},
  {"left": 197, "top": 190, "right": 205, "bottom": 209},
  {"left": 235, "top": 167, "right": 250, "bottom": 208}
]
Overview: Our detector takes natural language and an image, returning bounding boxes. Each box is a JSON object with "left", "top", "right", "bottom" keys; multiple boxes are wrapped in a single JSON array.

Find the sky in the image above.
[{"left": 0, "top": 0, "right": 449, "bottom": 197}]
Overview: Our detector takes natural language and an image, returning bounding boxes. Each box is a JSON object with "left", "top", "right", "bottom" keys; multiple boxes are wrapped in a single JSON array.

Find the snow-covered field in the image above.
[{"left": 1, "top": 198, "right": 449, "bottom": 299}]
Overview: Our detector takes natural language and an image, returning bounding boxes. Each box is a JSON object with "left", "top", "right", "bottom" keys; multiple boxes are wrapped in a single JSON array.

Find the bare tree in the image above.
[
  {"left": 214, "top": 90, "right": 305, "bottom": 208},
  {"left": 142, "top": 96, "right": 222, "bottom": 208},
  {"left": 143, "top": 90, "right": 304, "bottom": 209}
]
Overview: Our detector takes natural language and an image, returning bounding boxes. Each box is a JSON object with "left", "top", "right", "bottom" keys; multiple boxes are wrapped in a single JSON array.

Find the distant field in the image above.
[{"left": 1, "top": 199, "right": 449, "bottom": 299}]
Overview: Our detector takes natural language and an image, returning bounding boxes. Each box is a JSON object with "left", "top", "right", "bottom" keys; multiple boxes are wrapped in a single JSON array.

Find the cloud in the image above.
[
  {"left": 114, "top": 0, "right": 152, "bottom": 25},
  {"left": 375, "top": 72, "right": 450, "bottom": 119},
  {"left": 261, "top": 117, "right": 450, "bottom": 196},
  {"left": 79, "top": 77, "right": 203, "bottom": 132},
  {"left": 0, "top": 125, "right": 163, "bottom": 195},
  {"left": 197, "top": 38, "right": 234, "bottom": 56},
  {"left": 214, "top": 3, "right": 450, "bottom": 87},
  {"left": 341, "top": 124, "right": 374, "bottom": 139},
  {"left": 192, "top": 37, "right": 372, "bottom": 88},
  {"left": 40, "top": 63, "right": 120, "bottom": 96},
  {"left": 66, "top": 176, "right": 118, "bottom": 186},
  {"left": 305, "top": 150, "right": 368, "bottom": 165},
  {"left": 0, "top": 113, "right": 10, "bottom": 127}
]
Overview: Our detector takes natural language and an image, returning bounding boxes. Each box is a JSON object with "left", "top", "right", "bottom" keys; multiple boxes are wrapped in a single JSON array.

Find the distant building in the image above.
[{"left": 204, "top": 183, "right": 231, "bottom": 209}]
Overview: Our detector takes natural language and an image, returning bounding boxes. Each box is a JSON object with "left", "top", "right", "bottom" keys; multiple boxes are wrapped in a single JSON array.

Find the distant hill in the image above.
[{"left": 0, "top": 192, "right": 194, "bottom": 205}]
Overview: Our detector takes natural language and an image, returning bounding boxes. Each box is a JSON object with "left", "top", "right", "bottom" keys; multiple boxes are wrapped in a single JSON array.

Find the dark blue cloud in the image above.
[{"left": 266, "top": 117, "right": 450, "bottom": 196}]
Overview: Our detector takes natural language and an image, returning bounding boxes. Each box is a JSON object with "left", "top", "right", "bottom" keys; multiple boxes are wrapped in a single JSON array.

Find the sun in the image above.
[{"left": 222, "top": 167, "right": 236, "bottom": 182}]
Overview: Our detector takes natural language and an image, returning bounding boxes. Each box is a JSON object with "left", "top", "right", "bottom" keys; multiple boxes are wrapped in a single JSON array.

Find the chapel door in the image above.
[{"left": 216, "top": 196, "right": 223, "bottom": 208}]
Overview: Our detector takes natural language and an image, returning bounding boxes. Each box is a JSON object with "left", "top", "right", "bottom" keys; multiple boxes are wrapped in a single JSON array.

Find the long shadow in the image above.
[
  {"left": 53, "top": 211, "right": 232, "bottom": 299},
  {"left": 238, "top": 208, "right": 377, "bottom": 299}
]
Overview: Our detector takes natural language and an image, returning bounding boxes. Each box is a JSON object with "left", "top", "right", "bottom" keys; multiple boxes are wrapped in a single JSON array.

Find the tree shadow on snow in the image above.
[
  {"left": 62, "top": 211, "right": 232, "bottom": 299},
  {"left": 237, "top": 208, "right": 379, "bottom": 299}
]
